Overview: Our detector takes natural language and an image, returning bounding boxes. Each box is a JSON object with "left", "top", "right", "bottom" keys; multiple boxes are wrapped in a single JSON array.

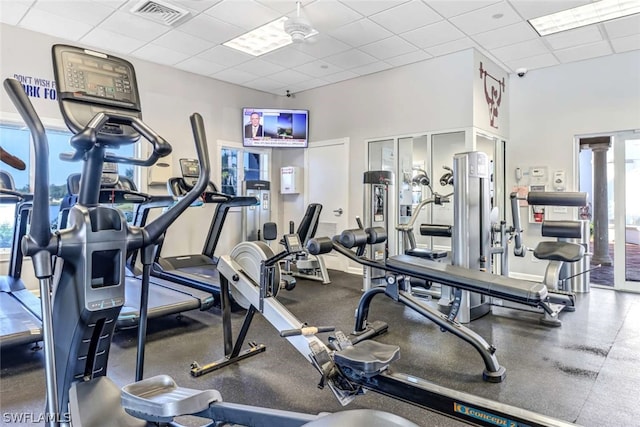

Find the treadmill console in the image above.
[
  {"left": 180, "top": 159, "right": 200, "bottom": 188},
  {"left": 283, "top": 233, "right": 304, "bottom": 254},
  {"left": 52, "top": 44, "right": 141, "bottom": 144}
]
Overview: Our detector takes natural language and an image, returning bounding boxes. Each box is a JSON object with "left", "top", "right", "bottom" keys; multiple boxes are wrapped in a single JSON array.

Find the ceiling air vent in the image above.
[{"left": 130, "top": 0, "right": 190, "bottom": 26}]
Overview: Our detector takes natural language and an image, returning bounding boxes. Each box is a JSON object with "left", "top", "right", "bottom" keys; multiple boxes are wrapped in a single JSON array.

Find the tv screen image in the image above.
[{"left": 243, "top": 108, "right": 308, "bottom": 148}]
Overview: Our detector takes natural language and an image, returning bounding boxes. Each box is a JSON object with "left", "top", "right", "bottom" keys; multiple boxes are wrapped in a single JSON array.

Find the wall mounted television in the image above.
[{"left": 242, "top": 107, "right": 309, "bottom": 148}]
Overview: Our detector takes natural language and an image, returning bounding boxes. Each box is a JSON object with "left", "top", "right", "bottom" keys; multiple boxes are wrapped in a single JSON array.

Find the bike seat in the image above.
[
  {"left": 534, "top": 241, "right": 584, "bottom": 263},
  {"left": 334, "top": 340, "right": 400, "bottom": 377}
]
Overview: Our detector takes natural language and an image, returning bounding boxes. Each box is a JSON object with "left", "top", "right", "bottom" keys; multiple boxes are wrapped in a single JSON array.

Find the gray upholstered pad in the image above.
[
  {"left": 334, "top": 340, "right": 400, "bottom": 376},
  {"left": 534, "top": 241, "right": 584, "bottom": 263}
]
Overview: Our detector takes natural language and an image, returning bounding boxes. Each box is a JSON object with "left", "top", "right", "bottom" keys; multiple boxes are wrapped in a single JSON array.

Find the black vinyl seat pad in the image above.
[
  {"left": 385, "top": 255, "right": 547, "bottom": 305},
  {"left": 534, "top": 241, "right": 584, "bottom": 263}
]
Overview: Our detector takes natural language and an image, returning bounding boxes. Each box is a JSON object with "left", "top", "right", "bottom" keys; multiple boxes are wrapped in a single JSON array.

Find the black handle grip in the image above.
[
  {"left": 3, "top": 78, "right": 51, "bottom": 248},
  {"left": 0, "top": 146, "right": 26, "bottom": 170},
  {"left": 280, "top": 326, "right": 335, "bottom": 337},
  {"left": 141, "top": 113, "right": 210, "bottom": 247}
]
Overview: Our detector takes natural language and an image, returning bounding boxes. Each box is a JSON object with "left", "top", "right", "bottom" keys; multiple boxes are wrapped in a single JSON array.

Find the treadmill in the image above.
[
  {"left": 150, "top": 158, "right": 258, "bottom": 297},
  {"left": 58, "top": 163, "right": 215, "bottom": 329},
  {"left": 0, "top": 168, "right": 42, "bottom": 348}
]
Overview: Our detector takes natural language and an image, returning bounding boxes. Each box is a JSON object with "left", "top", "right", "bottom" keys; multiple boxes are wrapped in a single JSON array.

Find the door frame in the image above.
[{"left": 304, "top": 137, "right": 350, "bottom": 273}]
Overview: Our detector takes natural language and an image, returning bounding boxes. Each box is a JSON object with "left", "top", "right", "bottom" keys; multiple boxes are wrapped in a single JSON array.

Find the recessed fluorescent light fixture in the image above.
[
  {"left": 529, "top": 0, "right": 640, "bottom": 36},
  {"left": 224, "top": 17, "right": 317, "bottom": 56}
]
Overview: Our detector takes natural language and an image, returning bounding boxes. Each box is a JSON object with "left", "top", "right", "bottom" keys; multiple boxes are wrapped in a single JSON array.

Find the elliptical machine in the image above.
[{"left": 3, "top": 44, "right": 416, "bottom": 427}]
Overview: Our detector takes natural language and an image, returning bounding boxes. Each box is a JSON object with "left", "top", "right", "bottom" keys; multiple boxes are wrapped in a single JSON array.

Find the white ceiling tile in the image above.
[
  {"left": 472, "top": 21, "right": 538, "bottom": 50},
  {"left": 81, "top": 28, "right": 147, "bottom": 54},
  {"left": 508, "top": 0, "right": 590, "bottom": 20},
  {"left": 211, "top": 68, "right": 259, "bottom": 85},
  {"left": 152, "top": 30, "right": 212, "bottom": 56},
  {"left": 131, "top": 44, "right": 190, "bottom": 65},
  {"left": 491, "top": 38, "right": 549, "bottom": 62},
  {"left": 359, "top": 36, "right": 418, "bottom": 59},
  {"left": 288, "top": 77, "right": 330, "bottom": 93},
  {"left": 244, "top": 76, "right": 287, "bottom": 92},
  {"left": 604, "top": 14, "right": 640, "bottom": 39},
  {"left": 296, "top": 59, "right": 345, "bottom": 78},
  {"left": 611, "top": 33, "right": 640, "bottom": 53},
  {"left": 545, "top": 26, "right": 603, "bottom": 51},
  {"left": 369, "top": 0, "right": 441, "bottom": 33},
  {"left": 203, "top": 0, "right": 281, "bottom": 30},
  {"left": 554, "top": 40, "right": 613, "bottom": 63},
  {"left": 0, "top": 1, "right": 33, "bottom": 25},
  {"left": 505, "top": 52, "right": 559, "bottom": 71},
  {"left": 340, "top": 0, "right": 410, "bottom": 17},
  {"left": 198, "top": 45, "right": 253, "bottom": 67},
  {"left": 401, "top": 20, "right": 465, "bottom": 49},
  {"left": 424, "top": 1, "right": 501, "bottom": 18},
  {"left": 267, "top": 68, "right": 314, "bottom": 85},
  {"left": 350, "top": 60, "right": 393, "bottom": 75},
  {"left": 235, "top": 58, "right": 286, "bottom": 76},
  {"left": 424, "top": 37, "right": 477, "bottom": 56},
  {"left": 323, "top": 48, "right": 377, "bottom": 69},
  {"left": 255, "top": 0, "right": 303, "bottom": 15},
  {"left": 322, "top": 69, "right": 359, "bottom": 83},
  {"left": 96, "top": 1, "right": 129, "bottom": 9},
  {"left": 100, "top": 10, "right": 170, "bottom": 41},
  {"left": 174, "top": 56, "right": 227, "bottom": 76},
  {"left": 303, "top": 1, "right": 363, "bottom": 32},
  {"left": 172, "top": 0, "right": 223, "bottom": 13},
  {"left": 449, "top": 1, "right": 523, "bottom": 36},
  {"left": 261, "top": 46, "right": 317, "bottom": 68},
  {"left": 19, "top": 8, "right": 93, "bottom": 40},
  {"left": 31, "top": 1, "right": 115, "bottom": 26},
  {"left": 292, "top": 35, "right": 351, "bottom": 58},
  {"left": 176, "top": 13, "right": 244, "bottom": 43},
  {"left": 329, "top": 18, "right": 393, "bottom": 47},
  {"left": 385, "top": 49, "right": 432, "bottom": 66}
]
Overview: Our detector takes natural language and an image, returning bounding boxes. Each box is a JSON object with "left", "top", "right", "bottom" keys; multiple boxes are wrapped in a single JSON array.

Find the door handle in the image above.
[{"left": 333, "top": 208, "right": 343, "bottom": 216}]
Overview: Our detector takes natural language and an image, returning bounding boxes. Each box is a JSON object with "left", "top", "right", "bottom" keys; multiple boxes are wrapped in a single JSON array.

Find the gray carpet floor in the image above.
[{"left": 1, "top": 270, "right": 639, "bottom": 426}]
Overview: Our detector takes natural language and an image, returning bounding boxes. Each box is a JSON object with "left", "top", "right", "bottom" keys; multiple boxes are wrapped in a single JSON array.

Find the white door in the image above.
[{"left": 305, "top": 138, "right": 349, "bottom": 272}]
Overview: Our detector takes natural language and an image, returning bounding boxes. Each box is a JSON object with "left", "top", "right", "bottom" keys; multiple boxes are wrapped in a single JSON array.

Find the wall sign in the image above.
[
  {"left": 12, "top": 73, "right": 57, "bottom": 100},
  {"left": 479, "top": 62, "right": 505, "bottom": 129}
]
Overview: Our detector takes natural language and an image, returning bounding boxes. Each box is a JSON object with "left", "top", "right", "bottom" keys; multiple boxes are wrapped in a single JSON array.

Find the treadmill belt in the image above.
[
  {"left": 178, "top": 265, "right": 220, "bottom": 282},
  {"left": 0, "top": 293, "right": 42, "bottom": 348}
]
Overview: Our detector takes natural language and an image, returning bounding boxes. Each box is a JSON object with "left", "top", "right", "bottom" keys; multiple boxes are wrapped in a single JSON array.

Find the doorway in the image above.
[{"left": 578, "top": 131, "right": 640, "bottom": 291}]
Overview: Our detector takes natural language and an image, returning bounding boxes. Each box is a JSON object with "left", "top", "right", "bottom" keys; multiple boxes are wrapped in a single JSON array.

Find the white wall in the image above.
[{"left": 507, "top": 50, "right": 640, "bottom": 278}]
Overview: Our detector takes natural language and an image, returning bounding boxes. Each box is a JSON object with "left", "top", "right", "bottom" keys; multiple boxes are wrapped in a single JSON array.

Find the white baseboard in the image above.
[{"left": 347, "top": 266, "right": 363, "bottom": 276}]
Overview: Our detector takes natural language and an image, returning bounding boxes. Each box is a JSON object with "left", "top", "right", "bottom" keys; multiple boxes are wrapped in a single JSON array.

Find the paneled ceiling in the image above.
[{"left": 2, "top": 0, "right": 639, "bottom": 96}]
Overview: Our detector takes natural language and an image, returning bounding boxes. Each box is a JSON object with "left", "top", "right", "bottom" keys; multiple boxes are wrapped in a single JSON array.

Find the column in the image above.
[{"left": 588, "top": 140, "right": 612, "bottom": 266}]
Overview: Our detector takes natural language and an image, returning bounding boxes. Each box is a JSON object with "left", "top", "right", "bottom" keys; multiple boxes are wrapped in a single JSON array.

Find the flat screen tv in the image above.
[{"left": 242, "top": 107, "right": 308, "bottom": 148}]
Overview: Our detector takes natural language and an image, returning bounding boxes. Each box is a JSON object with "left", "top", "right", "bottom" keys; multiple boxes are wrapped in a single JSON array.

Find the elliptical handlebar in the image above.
[
  {"left": 140, "top": 113, "right": 210, "bottom": 247},
  {"left": 68, "top": 111, "right": 172, "bottom": 167},
  {"left": 3, "top": 78, "right": 52, "bottom": 250}
]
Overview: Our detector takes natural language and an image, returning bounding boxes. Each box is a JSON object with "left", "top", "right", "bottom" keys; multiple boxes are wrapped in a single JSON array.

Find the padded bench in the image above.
[{"left": 386, "top": 255, "right": 547, "bottom": 306}]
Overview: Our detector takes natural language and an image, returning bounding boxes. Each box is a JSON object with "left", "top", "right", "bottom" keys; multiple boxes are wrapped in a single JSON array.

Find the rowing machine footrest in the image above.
[{"left": 334, "top": 341, "right": 400, "bottom": 377}]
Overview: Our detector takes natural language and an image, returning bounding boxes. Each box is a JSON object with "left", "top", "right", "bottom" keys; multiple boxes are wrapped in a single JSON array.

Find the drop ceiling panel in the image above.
[
  {"left": 610, "top": 34, "right": 640, "bottom": 53},
  {"left": 329, "top": 18, "right": 393, "bottom": 47},
  {"left": 296, "top": 59, "right": 345, "bottom": 78},
  {"left": 350, "top": 60, "right": 393, "bottom": 76},
  {"left": 425, "top": 0, "right": 501, "bottom": 18},
  {"left": 132, "top": 44, "right": 190, "bottom": 65},
  {"left": 0, "top": 1, "right": 32, "bottom": 25},
  {"left": 100, "top": 10, "right": 171, "bottom": 41},
  {"left": 340, "top": 0, "right": 410, "bottom": 17},
  {"left": 492, "top": 38, "right": 549, "bottom": 62},
  {"left": 302, "top": 1, "right": 363, "bottom": 32},
  {"left": 260, "top": 46, "right": 317, "bottom": 68},
  {"left": 385, "top": 49, "right": 433, "bottom": 66},
  {"left": 268, "top": 68, "right": 313, "bottom": 85},
  {"left": 31, "top": 0, "right": 115, "bottom": 26},
  {"left": 449, "top": 2, "right": 522, "bottom": 35},
  {"left": 210, "top": 68, "right": 258, "bottom": 85},
  {"left": 198, "top": 45, "right": 253, "bottom": 67},
  {"left": 20, "top": 8, "right": 93, "bottom": 41},
  {"left": 175, "top": 56, "right": 227, "bottom": 76},
  {"left": 425, "top": 37, "right": 478, "bottom": 57},
  {"left": 177, "top": 13, "right": 244, "bottom": 43},
  {"left": 203, "top": 0, "right": 281, "bottom": 30},
  {"left": 401, "top": 20, "right": 466, "bottom": 49},
  {"left": 292, "top": 35, "right": 351, "bottom": 58},
  {"left": 471, "top": 22, "right": 538, "bottom": 50},
  {"left": 505, "top": 52, "right": 559, "bottom": 70},
  {"left": 171, "top": 0, "right": 223, "bottom": 13},
  {"left": 604, "top": 14, "right": 640, "bottom": 39},
  {"left": 359, "top": 36, "right": 419, "bottom": 60},
  {"left": 244, "top": 76, "right": 287, "bottom": 92},
  {"left": 554, "top": 40, "right": 613, "bottom": 63},
  {"left": 324, "top": 48, "right": 378, "bottom": 69},
  {"left": 369, "top": 0, "right": 441, "bottom": 34},
  {"left": 152, "top": 30, "right": 212, "bottom": 56},
  {"left": 322, "top": 69, "right": 359, "bottom": 83},
  {"left": 545, "top": 26, "right": 603, "bottom": 51},
  {"left": 235, "top": 58, "right": 286, "bottom": 76},
  {"left": 81, "top": 28, "right": 148, "bottom": 55}
]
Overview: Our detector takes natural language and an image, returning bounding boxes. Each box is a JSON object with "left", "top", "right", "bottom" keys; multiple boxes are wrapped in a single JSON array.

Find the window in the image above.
[
  {"left": 220, "top": 145, "right": 269, "bottom": 196},
  {"left": 0, "top": 122, "right": 136, "bottom": 251}
]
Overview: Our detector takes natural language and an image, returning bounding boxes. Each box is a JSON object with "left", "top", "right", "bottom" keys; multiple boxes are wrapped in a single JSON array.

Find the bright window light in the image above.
[
  {"left": 224, "top": 17, "right": 293, "bottom": 56},
  {"left": 529, "top": 0, "right": 640, "bottom": 36}
]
